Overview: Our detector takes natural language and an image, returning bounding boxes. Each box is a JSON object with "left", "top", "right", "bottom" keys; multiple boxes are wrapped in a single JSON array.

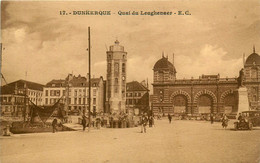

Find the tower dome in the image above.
[
  {"left": 245, "top": 46, "right": 260, "bottom": 66},
  {"left": 153, "top": 56, "right": 176, "bottom": 73}
]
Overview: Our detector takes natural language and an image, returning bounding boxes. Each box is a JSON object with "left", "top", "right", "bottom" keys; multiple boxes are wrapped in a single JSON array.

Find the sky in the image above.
[{"left": 1, "top": 0, "right": 260, "bottom": 89}]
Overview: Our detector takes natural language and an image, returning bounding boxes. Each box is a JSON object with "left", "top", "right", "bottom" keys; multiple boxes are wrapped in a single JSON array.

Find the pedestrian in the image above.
[
  {"left": 82, "top": 116, "right": 87, "bottom": 131},
  {"left": 52, "top": 118, "right": 58, "bottom": 133},
  {"left": 210, "top": 113, "right": 214, "bottom": 124},
  {"left": 141, "top": 113, "right": 148, "bottom": 133},
  {"left": 221, "top": 114, "right": 229, "bottom": 129},
  {"left": 168, "top": 113, "right": 172, "bottom": 123},
  {"left": 148, "top": 116, "right": 153, "bottom": 127}
]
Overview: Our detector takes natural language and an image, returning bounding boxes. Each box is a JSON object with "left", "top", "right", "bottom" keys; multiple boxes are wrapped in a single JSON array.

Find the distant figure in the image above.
[
  {"left": 221, "top": 114, "right": 229, "bottom": 129},
  {"left": 82, "top": 116, "right": 87, "bottom": 131},
  {"left": 237, "top": 113, "right": 242, "bottom": 122},
  {"left": 210, "top": 114, "right": 214, "bottom": 124},
  {"left": 52, "top": 118, "right": 58, "bottom": 133},
  {"left": 148, "top": 116, "right": 153, "bottom": 127},
  {"left": 168, "top": 114, "right": 172, "bottom": 123},
  {"left": 141, "top": 113, "right": 148, "bottom": 133}
]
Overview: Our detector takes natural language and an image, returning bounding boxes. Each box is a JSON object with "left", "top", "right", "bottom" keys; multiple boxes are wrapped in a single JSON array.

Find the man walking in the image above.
[
  {"left": 141, "top": 113, "right": 148, "bottom": 133},
  {"left": 82, "top": 116, "right": 87, "bottom": 131},
  {"left": 52, "top": 118, "right": 58, "bottom": 133},
  {"left": 168, "top": 113, "right": 172, "bottom": 123}
]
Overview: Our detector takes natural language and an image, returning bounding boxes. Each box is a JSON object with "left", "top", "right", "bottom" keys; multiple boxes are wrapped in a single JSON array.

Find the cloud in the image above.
[{"left": 175, "top": 44, "right": 242, "bottom": 79}]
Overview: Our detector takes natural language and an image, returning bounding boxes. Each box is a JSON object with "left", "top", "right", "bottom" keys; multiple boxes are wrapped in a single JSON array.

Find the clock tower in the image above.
[{"left": 106, "top": 40, "right": 127, "bottom": 113}]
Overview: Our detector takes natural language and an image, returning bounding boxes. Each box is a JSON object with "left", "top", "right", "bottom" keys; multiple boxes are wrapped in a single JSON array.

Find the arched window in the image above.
[
  {"left": 251, "top": 68, "right": 257, "bottom": 79},
  {"left": 122, "top": 63, "right": 125, "bottom": 73},
  {"left": 108, "top": 63, "right": 111, "bottom": 72},
  {"left": 115, "top": 63, "right": 119, "bottom": 73}
]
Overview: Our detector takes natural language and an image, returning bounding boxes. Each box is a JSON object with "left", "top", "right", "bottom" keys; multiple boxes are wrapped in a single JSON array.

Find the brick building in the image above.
[
  {"left": 43, "top": 74, "right": 105, "bottom": 115},
  {"left": 152, "top": 48, "right": 260, "bottom": 116},
  {"left": 126, "top": 81, "right": 149, "bottom": 115},
  {"left": 0, "top": 80, "right": 44, "bottom": 117}
]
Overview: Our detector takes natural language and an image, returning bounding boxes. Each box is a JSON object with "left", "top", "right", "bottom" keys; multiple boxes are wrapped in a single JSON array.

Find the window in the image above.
[
  {"left": 79, "top": 98, "right": 81, "bottom": 104},
  {"left": 56, "top": 90, "right": 60, "bottom": 96},
  {"left": 115, "top": 63, "right": 119, "bottom": 73},
  {"left": 108, "top": 63, "right": 111, "bottom": 72},
  {"left": 93, "top": 89, "right": 96, "bottom": 96},
  {"left": 45, "top": 98, "right": 48, "bottom": 104},
  {"left": 129, "top": 99, "right": 132, "bottom": 105},
  {"left": 63, "top": 90, "right": 65, "bottom": 96},
  {"left": 115, "top": 78, "right": 118, "bottom": 84},
  {"left": 138, "top": 93, "right": 141, "bottom": 97},
  {"left": 50, "top": 90, "right": 55, "bottom": 96},
  {"left": 93, "top": 98, "right": 96, "bottom": 105},
  {"left": 74, "top": 98, "right": 77, "bottom": 104},
  {"left": 122, "top": 63, "right": 125, "bottom": 73},
  {"left": 83, "top": 98, "right": 85, "bottom": 104},
  {"left": 45, "top": 90, "right": 48, "bottom": 96},
  {"left": 74, "top": 90, "right": 77, "bottom": 96}
]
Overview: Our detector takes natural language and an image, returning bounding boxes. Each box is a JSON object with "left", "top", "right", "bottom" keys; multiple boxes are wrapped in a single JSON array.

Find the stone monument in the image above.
[{"left": 237, "top": 68, "right": 250, "bottom": 115}]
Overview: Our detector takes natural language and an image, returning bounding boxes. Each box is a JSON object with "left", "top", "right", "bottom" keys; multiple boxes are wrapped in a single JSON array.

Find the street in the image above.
[{"left": 1, "top": 119, "right": 260, "bottom": 163}]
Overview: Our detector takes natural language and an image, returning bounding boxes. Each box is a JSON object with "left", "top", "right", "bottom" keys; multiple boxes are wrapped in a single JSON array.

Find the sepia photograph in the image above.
[{"left": 0, "top": 0, "right": 260, "bottom": 163}]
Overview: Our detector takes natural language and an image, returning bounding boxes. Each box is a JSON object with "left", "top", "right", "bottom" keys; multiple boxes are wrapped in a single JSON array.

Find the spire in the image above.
[
  {"left": 115, "top": 40, "right": 119, "bottom": 45},
  {"left": 146, "top": 78, "right": 149, "bottom": 89},
  {"left": 162, "top": 51, "right": 164, "bottom": 58},
  {"left": 243, "top": 53, "right": 245, "bottom": 66},
  {"left": 253, "top": 45, "right": 255, "bottom": 53}
]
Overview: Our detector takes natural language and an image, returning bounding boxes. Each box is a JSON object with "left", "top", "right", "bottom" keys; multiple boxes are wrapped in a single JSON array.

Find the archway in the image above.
[
  {"left": 197, "top": 95, "right": 213, "bottom": 114},
  {"left": 223, "top": 94, "right": 236, "bottom": 114},
  {"left": 172, "top": 95, "right": 188, "bottom": 114}
]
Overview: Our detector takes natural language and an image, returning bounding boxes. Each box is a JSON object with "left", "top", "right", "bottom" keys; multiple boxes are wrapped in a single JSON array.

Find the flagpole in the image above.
[{"left": 88, "top": 27, "right": 91, "bottom": 132}]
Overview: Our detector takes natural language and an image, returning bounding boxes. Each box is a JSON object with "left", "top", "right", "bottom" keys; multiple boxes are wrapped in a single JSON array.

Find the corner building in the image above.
[
  {"left": 106, "top": 40, "right": 127, "bottom": 113},
  {"left": 152, "top": 49, "right": 260, "bottom": 116}
]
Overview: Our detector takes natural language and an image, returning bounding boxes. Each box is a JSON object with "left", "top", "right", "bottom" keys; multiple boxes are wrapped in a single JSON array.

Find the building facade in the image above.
[
  {"left": 152, "top": 49, "right": 260, "bottom": 116},
  {"left": 106, "top": 40, "right": 127, "bottom": 113},
  {"left": 43, "top": 74, "right": 105, "bottom": 115},
  {"left": 0, "top": 80, "right": 44, "bottom": 117},
  {"left": 126, "top": 81, "right": 149, "bottom": 115}
]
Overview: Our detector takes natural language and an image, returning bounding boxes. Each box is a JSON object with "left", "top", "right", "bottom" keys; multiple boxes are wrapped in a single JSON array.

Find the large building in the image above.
[
  {"left": 106, "top": 40, "right": 127, "bottom": 113},
  {"left": 126, "top": 81, "right": 149, "bottom": 115},
  {"left": 0, "top": 80, "right": 44, "bottom": 117},
  {"left": 152, "top": 48, "right": 260, "bottom": 116},
  {"left": 43, "top": 74, "right": 105, "bottom": 115}
]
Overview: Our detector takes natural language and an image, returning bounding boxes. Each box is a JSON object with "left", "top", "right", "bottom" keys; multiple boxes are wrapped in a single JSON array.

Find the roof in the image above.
[
  {"left": 108, "top": 40, "right": 125, "bottom": 52},
  {"left": 1, "top": 80, "right": 44, "bottom": 94},
  {"left": 126, "top": 81, "right": 149, "bottom": 91},
  {"left": 153, "top": 56, "right": 176, "bottom": 72},
  {"left": 45, "top": 76, "right": 103, "bottom": 87},
  {"left": 245, "top": 52, "right": 260, "bottom": 65}
]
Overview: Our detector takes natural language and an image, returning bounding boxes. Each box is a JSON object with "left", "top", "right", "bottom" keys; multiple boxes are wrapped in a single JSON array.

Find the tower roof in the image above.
[
  {"left": 245, "top": 46, "right": 260, "bottom": 65},
  {"left": 153, "top": 56, "right": 176, "bottom": 72},
  {"left": 108, "top": 40, "right": 125, "bottom": 52}
]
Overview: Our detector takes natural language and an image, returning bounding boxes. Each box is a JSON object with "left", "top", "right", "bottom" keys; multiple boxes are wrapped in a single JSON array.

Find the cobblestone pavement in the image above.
[{"left": 1, "top": 119, "right": 260, "bottom": 163}]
